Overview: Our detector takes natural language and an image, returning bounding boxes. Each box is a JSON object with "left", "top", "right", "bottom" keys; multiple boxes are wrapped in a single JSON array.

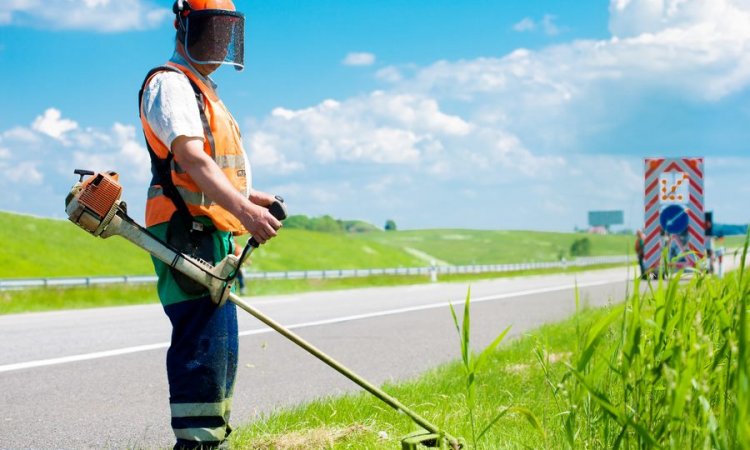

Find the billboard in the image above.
[{"left": 588, "top": 210, "right": 624, "bottom": 228}]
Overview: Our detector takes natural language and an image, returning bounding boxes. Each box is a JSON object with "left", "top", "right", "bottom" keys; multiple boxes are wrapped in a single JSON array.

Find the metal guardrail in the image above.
[{"left": 0, "top": 255, "right": 632, "bottom": 291}]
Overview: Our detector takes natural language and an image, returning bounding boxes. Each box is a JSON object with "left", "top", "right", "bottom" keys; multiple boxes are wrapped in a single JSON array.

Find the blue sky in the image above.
[{"left": 0, "top": 0, "right": 748, "bottom": 231}]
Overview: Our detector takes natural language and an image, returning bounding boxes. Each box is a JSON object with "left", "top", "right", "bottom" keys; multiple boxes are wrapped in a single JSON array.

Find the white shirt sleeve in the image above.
[{"left": 141, "top": 71, "right": 205, "bottom": 151}]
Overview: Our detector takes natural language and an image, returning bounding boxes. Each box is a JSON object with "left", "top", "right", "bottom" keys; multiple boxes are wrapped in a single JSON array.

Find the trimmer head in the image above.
[{"left": 401, "top": 431, "right": 466, "bottom": 449}]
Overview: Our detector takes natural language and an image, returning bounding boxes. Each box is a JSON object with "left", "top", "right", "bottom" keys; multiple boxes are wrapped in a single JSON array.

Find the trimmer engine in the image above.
[
  {"left": 65, "top": 169, "right": 123, "bottom": 237},
  {"left": 63, "top": 169, "right": 266, "bottom": 306}
]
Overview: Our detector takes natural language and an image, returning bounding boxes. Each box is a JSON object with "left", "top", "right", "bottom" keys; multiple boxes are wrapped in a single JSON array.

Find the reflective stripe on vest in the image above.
[
  {"left": 148, "top": 185, "right": 213, "bottom": 207},
  {"left": 141, "top": 62, "right": 250, "bottom": 234}
]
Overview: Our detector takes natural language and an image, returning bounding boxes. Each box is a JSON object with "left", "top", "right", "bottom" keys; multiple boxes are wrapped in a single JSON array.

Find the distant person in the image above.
[
  {"left": 635, "top": 229, "right": 646, "bottom": 279},
  {"left": 715, "top": 234, "right": 726, "bottom": 278},
  {"left": 705, "top": 218, "right": 714, "bottom": 274},
  {"left": 138, "top": 1, "right": 282, "bottom": 448}
]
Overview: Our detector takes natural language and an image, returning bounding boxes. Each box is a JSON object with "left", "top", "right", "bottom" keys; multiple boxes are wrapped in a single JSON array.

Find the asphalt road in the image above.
[{"left": 0, "top": 263, "right": 708, "bottom": 449}]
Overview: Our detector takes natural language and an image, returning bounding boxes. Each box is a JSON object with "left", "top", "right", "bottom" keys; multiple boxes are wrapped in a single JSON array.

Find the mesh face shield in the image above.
[{"left": 183, "top": 9, "right": 245, "bottom": 71}]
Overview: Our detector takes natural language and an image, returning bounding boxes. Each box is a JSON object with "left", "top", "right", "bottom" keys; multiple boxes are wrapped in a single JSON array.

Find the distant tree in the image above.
[
  {"left": 384, "top": 219, "right": 397, "bottom": 231},
  {"left": 284, "top": 215, "right": 313, "bottom": 230},
  {"left": 283, "top": 214, "right": 381, "bottom": 233},
  {"left": 570, "top": 237, "right": 592, "bottom": 257},
  {"left": 342, "top": 220, "right": 381, "bottom": 233},
  {"left": 310, "top": 215, "right": 343, "bottom": 233}
]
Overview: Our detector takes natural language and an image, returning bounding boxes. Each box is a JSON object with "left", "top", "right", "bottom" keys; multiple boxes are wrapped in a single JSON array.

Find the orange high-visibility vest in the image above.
[{"left": 140, "top": 62, "right": 249, "bottom": 234}]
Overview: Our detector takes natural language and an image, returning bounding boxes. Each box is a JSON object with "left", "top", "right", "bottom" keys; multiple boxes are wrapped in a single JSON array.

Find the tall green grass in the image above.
[{"left": 536, "top": 242, "right": 750, "bottom": 448}]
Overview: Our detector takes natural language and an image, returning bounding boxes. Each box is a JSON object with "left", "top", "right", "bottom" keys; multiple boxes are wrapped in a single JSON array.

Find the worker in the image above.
[
  {"left": 635, "top": 229, "right": 646, "bottom": 279},
  {"left": 138, "top": 1, "right": 282, "bottom": 448},
  {"left": 704, "top": 216, "right": 714, "bottom": 274}
]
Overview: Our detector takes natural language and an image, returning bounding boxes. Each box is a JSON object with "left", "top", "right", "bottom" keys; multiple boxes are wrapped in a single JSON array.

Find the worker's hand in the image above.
[
  {"left": 249, "top": 189, "right": 277, "bottom": 208},
  {"left": 237, "top": 202, "right": 282, "bottom": 245}
]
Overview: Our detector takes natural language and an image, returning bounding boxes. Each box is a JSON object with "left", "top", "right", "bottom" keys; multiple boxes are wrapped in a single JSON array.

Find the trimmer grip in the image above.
[
  {"left": 248, "top": 196, "right": 287, "bottom": 248},
  {"left": 268, "top": 195, "right": 288, "bottom": 221}
]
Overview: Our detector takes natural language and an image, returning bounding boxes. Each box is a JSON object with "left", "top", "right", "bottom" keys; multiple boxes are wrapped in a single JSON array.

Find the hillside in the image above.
[
  {"left": 352, "top": 229, "right": 634, "bottom": 265},
  {"left": 1, "top": 211, "right": 636, "bottom": 278},
  {"left": 0, "top": 211, "right": 422, "bottom": 278}
]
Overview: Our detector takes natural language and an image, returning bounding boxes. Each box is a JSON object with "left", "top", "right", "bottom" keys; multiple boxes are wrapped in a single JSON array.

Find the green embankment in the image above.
[
  {"left": 1, "top": 211, "right": 635, "bottom": 279},
  {"left": 352, "top": 229, "right": 633, "bottom": 265},
  {"left": 0, "top": 211, "right": 422, "bottom": 278},
  {"left": 0, "top": 211, "right": 153, "bottom": 277},
  {"left": 244, "top": 229, "right": 423, "bottom": 271}
]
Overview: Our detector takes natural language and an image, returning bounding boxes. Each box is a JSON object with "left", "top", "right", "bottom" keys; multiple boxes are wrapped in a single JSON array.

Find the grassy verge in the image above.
[
  {"left": 229, "top": 253, "right": 749, "bottom": 449},
  {"left": 0, "top": 284, "right": 160, "bottom": 315},
  {"left": 0, "top": 263, "right": 630, "bottom": 315},
  {"left": 228, "top": 295, "right": 609, "bottom": 449}
]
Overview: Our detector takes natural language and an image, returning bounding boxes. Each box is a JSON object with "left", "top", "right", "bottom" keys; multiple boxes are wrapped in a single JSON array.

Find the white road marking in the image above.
[{"left": 0, "top": 279, "right": 620, "bottom": 374}]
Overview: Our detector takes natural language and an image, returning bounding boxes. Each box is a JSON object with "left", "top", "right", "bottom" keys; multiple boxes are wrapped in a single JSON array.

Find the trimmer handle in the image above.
[
  {"left": 248, "top": 195, "right": 287, "bottom": 248},
  {"left": 74, "top": 169, "right": 95, "bottom": 182}
]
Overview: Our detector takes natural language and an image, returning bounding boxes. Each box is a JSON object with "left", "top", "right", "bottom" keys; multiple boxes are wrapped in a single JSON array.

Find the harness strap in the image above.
[{"left": 138, "top": 65, "right": 215, "bottom": 231}]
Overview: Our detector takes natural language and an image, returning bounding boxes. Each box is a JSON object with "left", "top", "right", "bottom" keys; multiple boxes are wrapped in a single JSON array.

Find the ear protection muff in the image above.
[
  {"left": 173, "top": 0, "right": 191, "bottom": 32},
  {"left": 173, "top": 0, "right": 190, "bottom": 14}
]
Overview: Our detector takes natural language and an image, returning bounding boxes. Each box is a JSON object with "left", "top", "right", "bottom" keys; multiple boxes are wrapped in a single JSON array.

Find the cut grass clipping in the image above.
[{"left": 231, "top": 241, "right": 749, "bottom": 449}]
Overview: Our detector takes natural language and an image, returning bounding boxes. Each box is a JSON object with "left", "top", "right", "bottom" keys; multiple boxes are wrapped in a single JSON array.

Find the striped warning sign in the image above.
[{"left": 643, "top": 158, "right": 705, "bottom": 272}]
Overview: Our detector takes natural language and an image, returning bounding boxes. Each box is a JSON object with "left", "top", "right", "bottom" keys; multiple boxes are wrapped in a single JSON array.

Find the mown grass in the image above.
[
  {"left": 0, "top": 263, "right": 630, "bottom": 315},
  {"left": 230, "top": 248, "right": 749, "bottom": 449}
]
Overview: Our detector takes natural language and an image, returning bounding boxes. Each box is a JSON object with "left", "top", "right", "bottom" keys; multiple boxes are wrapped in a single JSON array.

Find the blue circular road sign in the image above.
[{"left": 659, "top": 204, "right": 689, "bottom": 234}]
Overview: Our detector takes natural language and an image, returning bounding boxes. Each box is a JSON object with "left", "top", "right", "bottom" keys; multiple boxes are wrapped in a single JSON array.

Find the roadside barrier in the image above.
[{"left": 0, "top": 255, "right": 635, "bottom": 291}]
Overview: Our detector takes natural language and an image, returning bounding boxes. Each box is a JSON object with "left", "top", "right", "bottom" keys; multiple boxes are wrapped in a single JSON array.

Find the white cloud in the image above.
[
  {"left": 0, "top": 111, "right": 155, "bottom": 221},
  {"left": 2, "top": 161, "right": 43, "bottom": 184},
  {"left": 541, "top": 15, "right": 561, "bottom": 36},
  {"left": 248, "top": 91, "right": 482, "bottom": 172},
  {"left": 342, "top": 52, "right": 376, "bottom": 66},
  {"left": 0, "top": 0, "right": 170, "bottom": 32},
  {"left": 513, "top": 17, "right": 536, "bottom": 32},
  {"left": 246, "top": 132, "right": 304, "bottom": 173},
  {"left": 2, "top": 126, "right": 41, "bottom": 144},
  {"left": 435, "top": 3, "right": 750, "bottom": 99},
  {"left": 512, "top": 15, "right": 563, "bottom": 35},
  {"left": 32, "top": 108, "right": 78, "bottom": 141},
  {"left": 71, "top": 123, "right": 150, "bottom": 183},
  {"left": 376, "top": 66, "right": 403, "bottom": 83}
]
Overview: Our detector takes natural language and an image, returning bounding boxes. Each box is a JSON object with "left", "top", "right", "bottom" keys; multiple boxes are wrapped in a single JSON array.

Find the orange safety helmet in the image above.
[
  {"left": 173, "top": 0, "right": 236, "bottom": 20},
  {"left": 173, "top": 0, "right": 245, "bottom": 71}
]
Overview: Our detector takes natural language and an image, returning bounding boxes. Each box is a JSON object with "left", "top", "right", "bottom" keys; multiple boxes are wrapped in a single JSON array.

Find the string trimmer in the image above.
[{"left": 65, "top": 169, "right": 465, "bottom": 450}]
